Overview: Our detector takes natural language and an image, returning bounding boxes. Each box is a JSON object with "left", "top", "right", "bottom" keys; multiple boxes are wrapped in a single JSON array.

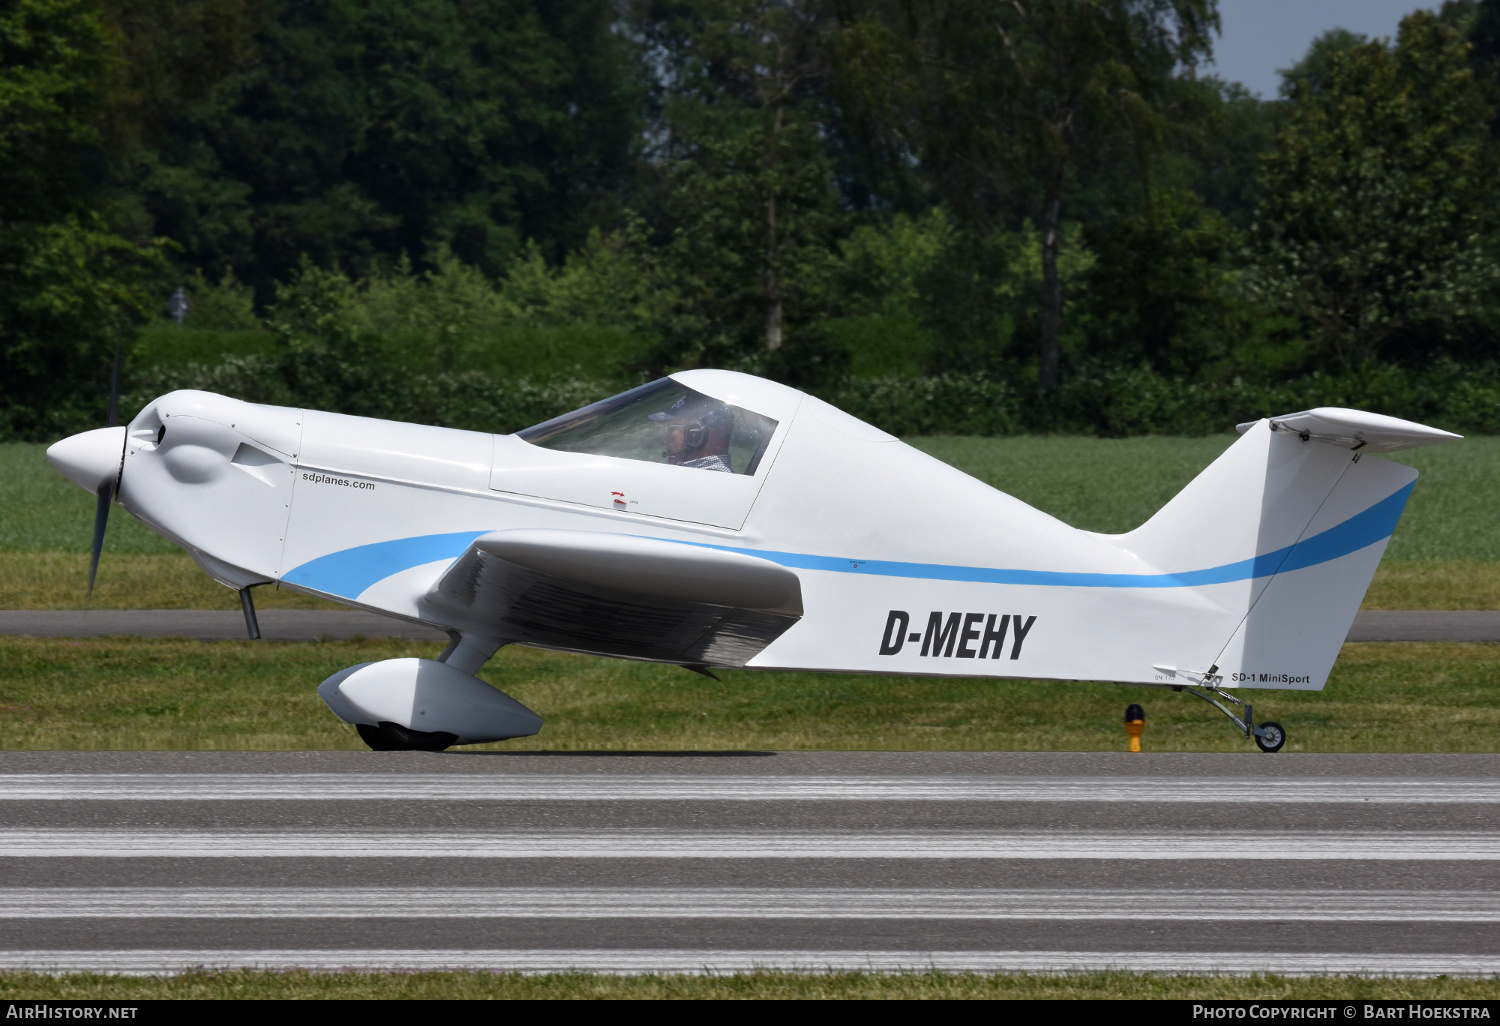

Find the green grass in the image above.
[
  {"left": 1360, "top": 561, "right": 1500, "bottom": 610},
  {"left": 911, "top": 434, "right": 1240, "bottom": 535},
  {"left": 2, "top": 969, "right": 1497, "bottom": 999},
  {"left": 909, "top": 434, "right": 1500, "bottom": 560},
  {"left": 0, "top": 443, "right": 177, "bottom": 554},
  {"left": 6, "top": 436, "right": 1495, "bottom": 609},
  {"left": 2, "top": 638, "right": 1495, "bottom": 752},
  {"left": 0, "top": 553, "right": 340, "bottom": 610}
]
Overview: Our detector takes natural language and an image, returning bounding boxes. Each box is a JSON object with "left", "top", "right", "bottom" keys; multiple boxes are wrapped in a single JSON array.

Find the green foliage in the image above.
[
  {"left": 15, "top": 0, "right": 1500, "bottom": 445},
  {"left": 182, "top": 267, "right": 257, "bottom": 330},
  {"left": 106, "top": 0, "right": 640, "bottom": 292},
  {"left": 0, "top": 217, "right": 166, "bottom": 440},
  {"left": 1470, "top": 0, "right": 1500, "bottom": 107},
  {"left": 113, "top": 254, "right": 624, "bottom": 432},
  {"left": 1182, "top": 79, "right": 1279, "bottom": 228},
  {"left": 640, "top": 0, "right": 850, "bottom": 382},
  {"left": 1083, "top": 188, "right": 1244, "bottom": 376},
  {"left": 494, "top": 229, "right": 664, "bottom": 334},
  {"left": 920, "top": 221, "right": 1097, "bottom": 377},
  {"left": 0, "top": 0, "right": 108, "bottom": 223},
  {"left": 830, "top": 210, "right": 1102, "bottom": 379},
  {"left": 118, "top": 243, "right": 671, "bottom": 431},
  {"left": 838, "top": 0, "right": 1219, "bottom": 388},
  {"left": 827, "top": 374, "right": 1022, "bottom": 435},
  {"left": 823, "top": 359, "right": 1500, "bottom": 438},
  {"left": 834, "top": 210, "right": 951, "bottom": 316},
  {"left": 0, "top": 0, "right": 170, "bottom": 440},
  {"left": 820, "top": 312, "right": 933, "bottom": 377},
  {"left": 1277, "top": 27, "right": 1369, "bottom": 98},
  {"left": 1254, "top": 12, "right": 1500, "bottom": 368}
]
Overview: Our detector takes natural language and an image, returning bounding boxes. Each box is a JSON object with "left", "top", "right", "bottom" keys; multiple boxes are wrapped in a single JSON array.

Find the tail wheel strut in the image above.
[{"left": 1174, "top": 679, "right": 1289, "bottom": 753}]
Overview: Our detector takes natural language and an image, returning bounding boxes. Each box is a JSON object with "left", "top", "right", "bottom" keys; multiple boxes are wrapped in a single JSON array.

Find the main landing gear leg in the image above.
[{"left": 1175, "top": 679, "right": 1287, "bottom": 753}]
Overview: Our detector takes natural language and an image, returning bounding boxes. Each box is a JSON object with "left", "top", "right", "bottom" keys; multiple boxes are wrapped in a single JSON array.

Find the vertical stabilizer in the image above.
[{"left": 1109, "top": 409, "right": 1454, "bottom": 690}]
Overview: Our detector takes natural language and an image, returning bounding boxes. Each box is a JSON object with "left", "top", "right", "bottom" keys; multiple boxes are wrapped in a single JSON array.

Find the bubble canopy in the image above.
[{"left": 516, "top": 378, "right": 779, "bottom": 475}]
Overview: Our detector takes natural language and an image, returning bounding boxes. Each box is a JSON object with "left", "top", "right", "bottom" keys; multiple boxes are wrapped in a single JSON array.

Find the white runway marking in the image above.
[
  {"left": 5, "top": 773, "right": 1500, "bottom": 803},
  {"left": 5, "top": 829, "right": 1500, "bottom": 859},
  {"left": 4, "top": 887, "right": 1499, "bottom": 921},
  {"left": 3, "top": 949, "right": 1499, "bottom": 976}
]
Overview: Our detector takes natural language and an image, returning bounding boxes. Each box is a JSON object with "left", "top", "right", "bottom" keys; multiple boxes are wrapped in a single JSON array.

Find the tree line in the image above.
[{"left": 5, "top": 0, "right": 1500, "bottom": 440}]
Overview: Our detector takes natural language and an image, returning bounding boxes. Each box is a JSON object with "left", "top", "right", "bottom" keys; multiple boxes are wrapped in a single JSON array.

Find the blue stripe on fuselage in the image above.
[
  {"left": 282, "top": 530, "right": 487, "bottom": 599},
  {"left": 280, "top": 482, "right": 1414, "bottom": 599},
  {"left": 667, "top": 480, "right": 1414, "bottom": 589}
]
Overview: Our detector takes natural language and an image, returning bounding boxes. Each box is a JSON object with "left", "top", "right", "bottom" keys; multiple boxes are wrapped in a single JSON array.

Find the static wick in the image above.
[{"left": 1123, "top": 703, "right": 1146, "bottom": 753}]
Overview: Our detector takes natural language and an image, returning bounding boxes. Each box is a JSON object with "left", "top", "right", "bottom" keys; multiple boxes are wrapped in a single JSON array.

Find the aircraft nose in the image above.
[{"left": 47, "top": 426, "right": 127, "bottom": 493}]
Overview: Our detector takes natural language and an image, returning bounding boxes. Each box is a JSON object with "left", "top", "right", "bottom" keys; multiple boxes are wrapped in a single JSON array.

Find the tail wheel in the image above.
[
  {"left": 356, "top": 722, "right": 457, "bottom": 753},
  {"left": 1254, "top": 721, "right": 1287, "bottom": 753}
]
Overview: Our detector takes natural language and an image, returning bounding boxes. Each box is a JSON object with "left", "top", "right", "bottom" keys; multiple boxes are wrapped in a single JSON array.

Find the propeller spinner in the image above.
[
  {"left": 47, "top": 426, "right": 126, "bottom": 598},
  {"left": 46, "top": 339, "right": 126, "bottom": 600}
]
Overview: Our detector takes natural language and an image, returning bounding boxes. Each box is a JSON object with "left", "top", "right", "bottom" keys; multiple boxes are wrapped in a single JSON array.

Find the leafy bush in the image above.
[
  {"left": 824, "top": 374, "right": 1022, "bottom": 436},
  {"left": 183, "top": 270, "right": 258, "bottom": 330},
  {"left": 823, "top": 360, "right": 1500, "bottom": 438}
]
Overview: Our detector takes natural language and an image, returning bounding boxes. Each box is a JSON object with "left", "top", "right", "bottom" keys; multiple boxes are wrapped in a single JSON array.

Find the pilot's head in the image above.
[{"left": 650, "top": 395, "right": 734, "bottom": 466}]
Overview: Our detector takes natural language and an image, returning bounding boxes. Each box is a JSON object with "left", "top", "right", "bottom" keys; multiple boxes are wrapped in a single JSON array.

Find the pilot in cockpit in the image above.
[{"left": 650, "top": 394, "right": 735, "bottom": 473}]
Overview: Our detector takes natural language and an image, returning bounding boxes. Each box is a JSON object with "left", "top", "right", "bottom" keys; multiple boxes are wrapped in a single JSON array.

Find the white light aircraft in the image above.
[{"left": 46, "top": 370, "right": 1459, "bottom": 752}]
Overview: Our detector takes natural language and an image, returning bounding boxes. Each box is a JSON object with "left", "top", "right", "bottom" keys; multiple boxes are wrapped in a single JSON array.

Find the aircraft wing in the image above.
[{"left": 424, "top": 529, "right": 803, "bottom": 667}]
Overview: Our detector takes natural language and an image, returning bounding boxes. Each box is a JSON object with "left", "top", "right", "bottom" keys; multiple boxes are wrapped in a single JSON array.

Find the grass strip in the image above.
[
  {"left": 2, "top": 638, "right": 1496, "bottom": 752},
  {"left": 0, "top": 969, "right": 1497, "bottom": 1000},
  {"left": 1359, "top": 560, "right": 1500, "bottom": 610},
  {"left": 910, "top": 435, "right": 1500, "bottom": 560},
  {"left": 0, "top": 553, "right": 340, "bottom": 610}
]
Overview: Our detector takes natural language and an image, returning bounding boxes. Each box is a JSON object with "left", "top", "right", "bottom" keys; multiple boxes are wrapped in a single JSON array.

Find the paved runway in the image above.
[
  {"left": 3, "top": 609, "right": 1498, "bottom": 642},
  {"left": 3, "top": 751, "right": 1500, "bottom": 975}
]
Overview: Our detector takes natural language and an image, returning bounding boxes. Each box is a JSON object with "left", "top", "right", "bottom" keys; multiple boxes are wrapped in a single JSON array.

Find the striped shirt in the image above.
[{"left": 681, "top": 454, "right": 734, "bottom": 473}]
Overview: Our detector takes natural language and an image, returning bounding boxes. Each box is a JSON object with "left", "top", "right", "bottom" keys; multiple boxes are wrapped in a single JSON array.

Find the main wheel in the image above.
[
  {"left": 356, "top": 721, "right": 457, "bottom": 752},
  {"left": 1254, "top": 721, "right": 1286, "bottom": 753}
]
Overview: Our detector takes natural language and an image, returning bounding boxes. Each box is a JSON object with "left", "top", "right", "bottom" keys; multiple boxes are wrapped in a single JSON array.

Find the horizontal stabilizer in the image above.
[{"left": 1235, "top": 408, "right": 1461, "bottom": 452}]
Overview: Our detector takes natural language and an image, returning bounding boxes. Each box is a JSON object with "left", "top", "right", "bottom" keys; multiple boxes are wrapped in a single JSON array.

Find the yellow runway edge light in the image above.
[{"left": 1124, "top": 703, "right": 1146, "bottom": 753}]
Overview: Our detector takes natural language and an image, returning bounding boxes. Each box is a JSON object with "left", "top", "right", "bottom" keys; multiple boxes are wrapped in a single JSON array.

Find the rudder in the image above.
[{"left": 1111, "top": 408, "right": 1457, "bottom": 690}]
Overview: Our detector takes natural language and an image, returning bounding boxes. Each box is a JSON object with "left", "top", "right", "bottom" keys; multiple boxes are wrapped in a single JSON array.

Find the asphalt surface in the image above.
[
  {"left": 2, "top": 609, "right": 1494, "bottom": 642},
  {"left": 3, "top": 751, "right": 1500, "bottom": 975}
]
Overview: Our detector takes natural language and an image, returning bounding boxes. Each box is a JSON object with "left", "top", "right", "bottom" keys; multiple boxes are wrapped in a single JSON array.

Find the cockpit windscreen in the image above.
[{"left": 517, "top": 379, "right": 778, "bottom": 475}]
